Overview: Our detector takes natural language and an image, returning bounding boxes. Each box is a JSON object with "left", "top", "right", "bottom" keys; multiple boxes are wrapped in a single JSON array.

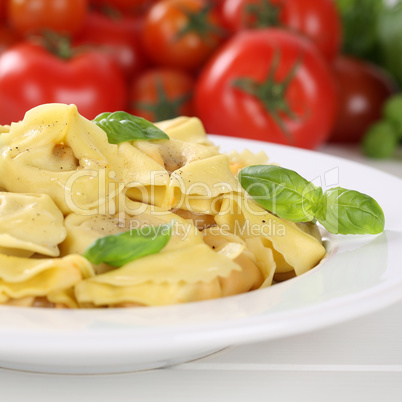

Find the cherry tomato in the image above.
[
  {"left": 0, "top": 42, "right": 127, "bottom": 124},
  {"left": 129, "top": 68, "right": 194, "bottom": 122},
  {"left": 90, "top": 0, "right": 155, "bottom": 14},
  {"left": 220, "top": 0, "right": 341, "bottom": 62},
  {"left": 0, "top": 0, "right": 6, "bottom": 22},
  {"left": 194, "top": 29, "right": 337, "bottom": 149},
  {"left": 329, "top": 56, "right": 396, "bottom": 143},
  {"left": 142, "top": 0, "right": 226, "bottom": 71},
  {"left": 74, "top": 11, "right": 148, "bottom": 81},
  {"left": 7, "top": 0, "right": 89, "bottom": 36},
  {"left": 0, "top": 26, "right": 19, "bottom": 55}
]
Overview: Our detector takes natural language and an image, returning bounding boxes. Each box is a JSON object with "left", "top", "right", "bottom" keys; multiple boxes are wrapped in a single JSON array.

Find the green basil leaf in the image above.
[
  {"left": 239, "top": 165, "right": 385, "bottom": 235},
  {"left": 83, "top": 222, "right": 173, "bottom": 267},
  {"left": 313, "top": 187, "right": 385, "bottom": 235},
  {"left": 239, "top": 165, "right": 318, "bottom": 222},
  {"left": 93, "top": 111, "right": 169, "bottom": 144}
]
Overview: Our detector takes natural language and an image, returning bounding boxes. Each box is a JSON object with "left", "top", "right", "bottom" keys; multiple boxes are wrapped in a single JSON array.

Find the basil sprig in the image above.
[
  {"left": 83, "top": 222, "right": 173, "bottom": 267},
  {"left": 239, "top": 165, "right": 385, "bottom": 235},
  {"left": 93, "top": 111, "right": 169, "bottom": 144}
]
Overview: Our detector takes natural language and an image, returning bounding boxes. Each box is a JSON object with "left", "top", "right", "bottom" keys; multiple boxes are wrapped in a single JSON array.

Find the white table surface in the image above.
[{"left": 1, "top": 145, "right": 401, "bottom": 402}]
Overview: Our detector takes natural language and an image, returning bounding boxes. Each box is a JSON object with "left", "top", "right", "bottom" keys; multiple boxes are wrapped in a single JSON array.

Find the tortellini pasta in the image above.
[
  {"left": 61, "top": 199, "right": 205, "bottom": 274},
  {"left": 0, "top": 253, "right": 94, "bottom": 308},
  {"left": 75, "top": 244, "right": 249, "bottom": 307},
  {"left": 0, "top": 103, "right": 327, "bottom": 308},
  {"left": 154, "top": 116, "right": 212, "bottom": 146},
  {"left": 0, "top": 192, "right": 66, "bottom": 257}
]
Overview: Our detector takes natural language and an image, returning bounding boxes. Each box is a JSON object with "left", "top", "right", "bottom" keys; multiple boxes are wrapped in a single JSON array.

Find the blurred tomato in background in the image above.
[
  {"left": 129, "top": 68, "right": 194, "bottom": 121},
  {"left": 74, "top": 10, "right": 147, "bottom": 81},
  {"left": 220, "top": 0, "right": 341, "bottom": 62},
  {"left": 0, "top": 0, "right": 400, "bottom": 155},
  {"left": 195, "top": 29, "right": 337, "bottom": 149},
  {"left": 0, "top": 41, "right": 127, "bottom": 124},
  {"left": 329, "top": 56, "right": 397, "bottom": 143},
  {"left": 0, "top": 25, "right": 18, "bottom": 54},
  {"left": 7, "top": 0, "right": 89, "bottom": 36},
  {"left": 90, "top": 0, "right": 155, "bottom": 14},
  {"left": 141, "top": 0, "right": 226, "bottom": 71}
]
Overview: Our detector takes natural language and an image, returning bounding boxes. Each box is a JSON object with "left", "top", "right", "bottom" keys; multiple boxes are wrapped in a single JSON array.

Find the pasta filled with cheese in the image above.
[
  {"left": 0, "top": 103, "right": 327, "bottom": 308},
  {"left": 0, "top": 254, "right": 94, "bottom": 308},
  {"left": 0, "top": 192, "right": 66, "bottom": 257},
  {"left": 0, "top": 103, "right": 124, "bottom": 214},
  {"left": 61, "top": 198, "right": 205, "bottom": 273},
  {"left": 215, "top": 193, "right": 326, "bottom": 277},
  {"left": 154, "top": 116, "right": 212, "bottom": 145},
  {"left": 75, "top": 243, "right": 258, "bottom": 307}
]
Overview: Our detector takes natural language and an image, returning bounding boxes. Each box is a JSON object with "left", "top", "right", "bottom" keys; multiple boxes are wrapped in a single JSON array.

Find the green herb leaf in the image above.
[
  {"left": 83, "top": 222, "right": 173, "bottom": 267},
  {"left": 93, "top": 111, "right": 169, "bottom": 144},
  {"left": 239, "top": 165, "right": 385, "bottom": 235},
  {"left": 313, "top": 187, "right": 385, "bottom": 235},
  {"left": 238, "top": 165, "right": 320, "bottom": 222}
]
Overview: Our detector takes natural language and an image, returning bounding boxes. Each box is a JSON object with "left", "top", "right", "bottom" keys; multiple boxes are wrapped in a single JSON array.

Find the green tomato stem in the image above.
[{"left": 232, "top": 49, "right": 302, "bottom": 142}]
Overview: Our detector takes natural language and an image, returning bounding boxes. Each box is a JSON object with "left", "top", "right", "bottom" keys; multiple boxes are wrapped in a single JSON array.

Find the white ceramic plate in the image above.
[{"left": 0, "top": 136, "right": 401, "bottom": 374}]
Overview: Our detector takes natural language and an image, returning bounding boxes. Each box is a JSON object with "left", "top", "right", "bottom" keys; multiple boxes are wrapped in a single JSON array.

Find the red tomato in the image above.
[
  {"left": 0, "top": 42, "right": 128, "bottom": 124},
  {"left": 220, "top": 0, "right": 341, "bottom": 62},
  {"left": 90, "top": 0, "right": 154, "bottom": 14},
  {"left": 7, "top": 0, "right": 88, "bottom": 36},
  {"left": 74, "top": 11, "right": 148, "bottom": 81},
  {"left": 194, "top": 29, "right": 337, "bottom": 149},
  {"left": 142, "top": 0, "right": 226, "bottom": 71},
  {"left": 0, "top": 0, "right": 6, "bottom": 22},
  {"left": 0, "top": 26, "right": 19, "bottom": 55},
  {"left": 129, "top": 68, "right": 194, "bottom": 122},
  {"left": 329, "top": 56, "right": 396, "bottom": 143}
]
